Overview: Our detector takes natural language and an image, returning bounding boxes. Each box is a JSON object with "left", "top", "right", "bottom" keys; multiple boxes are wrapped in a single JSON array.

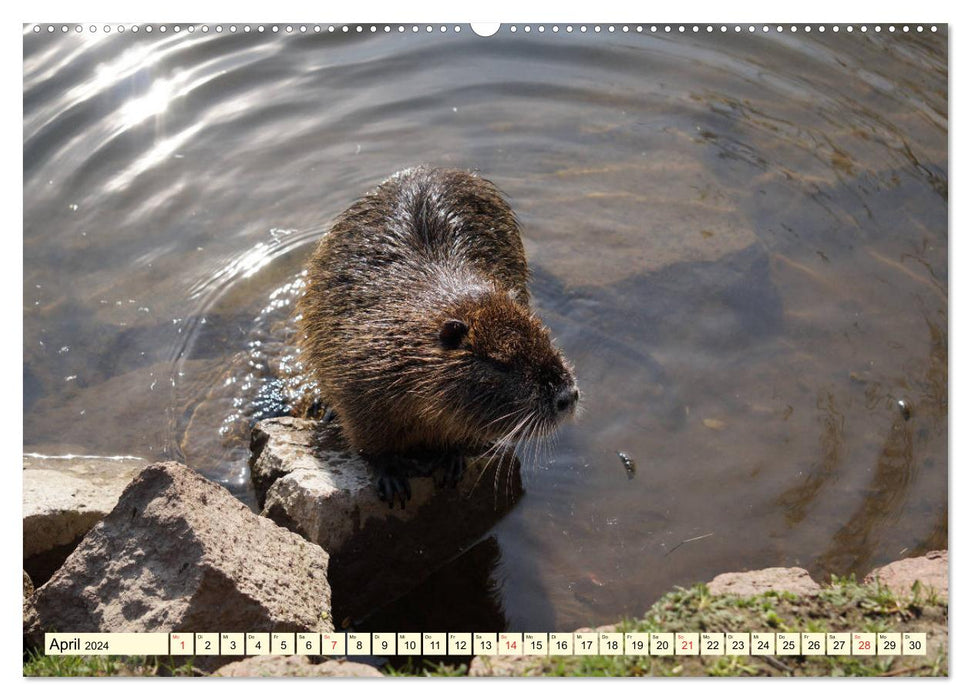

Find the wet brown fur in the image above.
[{"left": 297, "top": 166, "right": 576, "bottom": 458}]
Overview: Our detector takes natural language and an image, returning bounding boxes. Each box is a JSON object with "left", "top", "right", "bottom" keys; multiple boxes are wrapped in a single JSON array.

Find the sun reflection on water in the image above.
[{"left": 119, "top": 76, "right": 175, "bottom": 128}]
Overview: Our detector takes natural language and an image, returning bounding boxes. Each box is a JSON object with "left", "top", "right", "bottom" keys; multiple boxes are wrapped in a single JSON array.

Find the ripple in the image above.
[{"left": 23, "top": 27, "right": 948, "bottom": 632}]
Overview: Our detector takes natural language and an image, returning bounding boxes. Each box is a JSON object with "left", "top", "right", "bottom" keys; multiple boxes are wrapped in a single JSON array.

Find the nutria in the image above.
[{"left": 297, "top": 166, "right": 579, "bottom": 506}]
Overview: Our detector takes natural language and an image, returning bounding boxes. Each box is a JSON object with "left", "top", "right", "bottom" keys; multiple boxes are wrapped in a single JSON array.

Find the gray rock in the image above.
[
  {"left": 707, "top": 567, "right": 821, "bottom": 597},
  {"left": 25, "top": 462, "right": 332, "bottom": 646},
  {"left": 253, "top": 417, "right": 522, "bottom": 619},
  {"left": 864, "top": 550, "right": 948, "bottom": 601},
  {"left": 213, "top": 656, "right": 382, "bottom": 677},
  {"left": 250, "top": 417, "right": 350, "bottom": 507},
  {"left": 23, "top": 454, "right": 147, "bottom": 559}
]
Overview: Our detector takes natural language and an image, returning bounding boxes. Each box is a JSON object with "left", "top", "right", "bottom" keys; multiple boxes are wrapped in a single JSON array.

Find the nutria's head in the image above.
[{"left": 419, "top": 289, "right": 579, "bottom": 450}]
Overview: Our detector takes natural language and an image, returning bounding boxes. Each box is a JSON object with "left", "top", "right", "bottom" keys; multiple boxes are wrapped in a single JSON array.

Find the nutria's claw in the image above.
[
  {"left": 443, "top": 454, "right": 466, "bottom": 488},
  {"left": 377, "top": 472, "right": 411, "bottom": 509}
]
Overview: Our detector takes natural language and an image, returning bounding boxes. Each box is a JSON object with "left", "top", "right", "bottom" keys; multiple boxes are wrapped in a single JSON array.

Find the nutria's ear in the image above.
[{"left": 439, "top": 319, "right": 469, "bottom": 348}]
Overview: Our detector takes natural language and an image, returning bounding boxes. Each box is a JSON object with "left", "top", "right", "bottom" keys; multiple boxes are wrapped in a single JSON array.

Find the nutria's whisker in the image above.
[
  {"left": 478, "top": 408, "right": 537, "bottom": 497},
  {"left": 482, "top": 406, "right": 531, "bottom": 432},
  {"left": 479, "top": 408, "right": 534, "bottom": 470}
]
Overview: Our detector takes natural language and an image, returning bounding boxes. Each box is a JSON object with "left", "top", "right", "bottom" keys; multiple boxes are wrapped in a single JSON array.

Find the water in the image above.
[{"left": 23, "top": 25, "right": 947, "bottom": 632}]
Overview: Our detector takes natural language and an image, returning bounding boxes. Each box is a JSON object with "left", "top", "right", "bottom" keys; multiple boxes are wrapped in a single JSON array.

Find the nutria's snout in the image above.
[{"left": 555, "top": 383, "right": 580, "bottom": 416}]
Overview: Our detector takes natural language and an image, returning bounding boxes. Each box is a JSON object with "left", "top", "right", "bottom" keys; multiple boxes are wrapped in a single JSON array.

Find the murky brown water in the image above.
[{"left": 23, "top": 25, "right": 947, "bottom": 632}]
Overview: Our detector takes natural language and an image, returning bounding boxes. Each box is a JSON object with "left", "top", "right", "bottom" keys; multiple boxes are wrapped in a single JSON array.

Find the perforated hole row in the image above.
[{"left": 29, "top": 24, "right": 941, "bottom": 35}]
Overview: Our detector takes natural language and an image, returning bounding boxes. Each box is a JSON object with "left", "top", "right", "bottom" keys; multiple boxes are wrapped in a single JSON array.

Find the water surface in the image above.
[{"left": 23, "top": 25, "right": 947, "bottom": 631}]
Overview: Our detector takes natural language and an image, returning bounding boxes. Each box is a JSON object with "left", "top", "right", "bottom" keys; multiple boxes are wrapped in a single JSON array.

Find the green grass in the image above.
[
  {"left": 383, "top": 657, "right": 469, "bottom": 677},
  {"left": 23, "top": 649, "right": 198, "bottom": 677}
]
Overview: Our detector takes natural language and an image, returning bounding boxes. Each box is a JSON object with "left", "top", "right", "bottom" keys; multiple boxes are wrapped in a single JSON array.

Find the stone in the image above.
[
  {"left": 707, "top": 567, "right": 821, "bottom": 597},
  {"left": 25, "top": 462, "right": 332, "bottom": 646},
  {"left": 23, "top": 454, "right": 147, "bottom": 559},
  {"left": 864, "top": 550, "right": 948, "bottom": 601},
  {"left": 253, "top": 417, "right": 522, "bottom": 620},
  {"left": 468, "top": 655, "right": 545, "bottom": 677},
  {"left": 249, "top": 417, "right": 345, "bottom": 507},
  {"left": 213, "top": 656, "right": 382, "bottom": 677}
]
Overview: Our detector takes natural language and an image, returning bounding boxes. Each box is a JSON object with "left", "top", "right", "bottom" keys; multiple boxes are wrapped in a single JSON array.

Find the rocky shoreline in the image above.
[{"left": 23, "top": 418, "right": 949, "bottom": 677}]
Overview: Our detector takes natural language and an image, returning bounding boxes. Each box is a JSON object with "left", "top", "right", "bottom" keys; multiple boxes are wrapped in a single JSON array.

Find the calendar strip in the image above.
[{"left": 43, "top": 631, "right": 928, "bottom": 657}]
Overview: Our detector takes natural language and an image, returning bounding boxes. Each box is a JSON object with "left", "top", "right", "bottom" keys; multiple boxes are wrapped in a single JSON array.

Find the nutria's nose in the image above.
[{"left": 555, "top": 385, "right": 580, "bottom": 414}]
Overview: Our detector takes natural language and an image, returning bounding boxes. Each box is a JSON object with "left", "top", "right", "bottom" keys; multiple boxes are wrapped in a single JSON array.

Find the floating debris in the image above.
[
  {"left": 616, "top": 451, "right": 637, "bottom": 480},
  {"left": 897, "top": 399, "right": 912, "bottom": 421},
  {"left": 703, "top": 418, "right": 726, "bottom": 431},
  {"left": 665, "top": 532, "right": 714, "bottom": 557}
]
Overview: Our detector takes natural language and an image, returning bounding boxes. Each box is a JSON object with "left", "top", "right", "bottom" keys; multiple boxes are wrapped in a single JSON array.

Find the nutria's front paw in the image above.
[{"left": 376, "top": 470, "right": 411, "bottom": 509}]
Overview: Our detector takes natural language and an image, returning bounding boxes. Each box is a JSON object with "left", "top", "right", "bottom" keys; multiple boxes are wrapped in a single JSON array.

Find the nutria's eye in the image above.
[{"left": 439, "top": 319, "right": 468, "bottom": 349}]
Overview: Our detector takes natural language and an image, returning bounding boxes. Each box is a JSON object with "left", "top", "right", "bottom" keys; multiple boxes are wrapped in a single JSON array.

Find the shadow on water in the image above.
[{"left": 353, "top": 536, "right": 520, "bottom": 634}]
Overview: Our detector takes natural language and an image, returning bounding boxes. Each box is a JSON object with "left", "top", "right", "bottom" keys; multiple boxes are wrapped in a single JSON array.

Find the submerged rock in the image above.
[
  {"left": 252, "top": 417, "right": 523, "bottom": 620},
  {"left": 517, "top": 149, "right": 759, "bottom": 288},
  {"left": 24, "top": 462, "right": 332, "bottom": 646},
  {"left": 707, "top": 566, "right": 821, "bottom": 596}
]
